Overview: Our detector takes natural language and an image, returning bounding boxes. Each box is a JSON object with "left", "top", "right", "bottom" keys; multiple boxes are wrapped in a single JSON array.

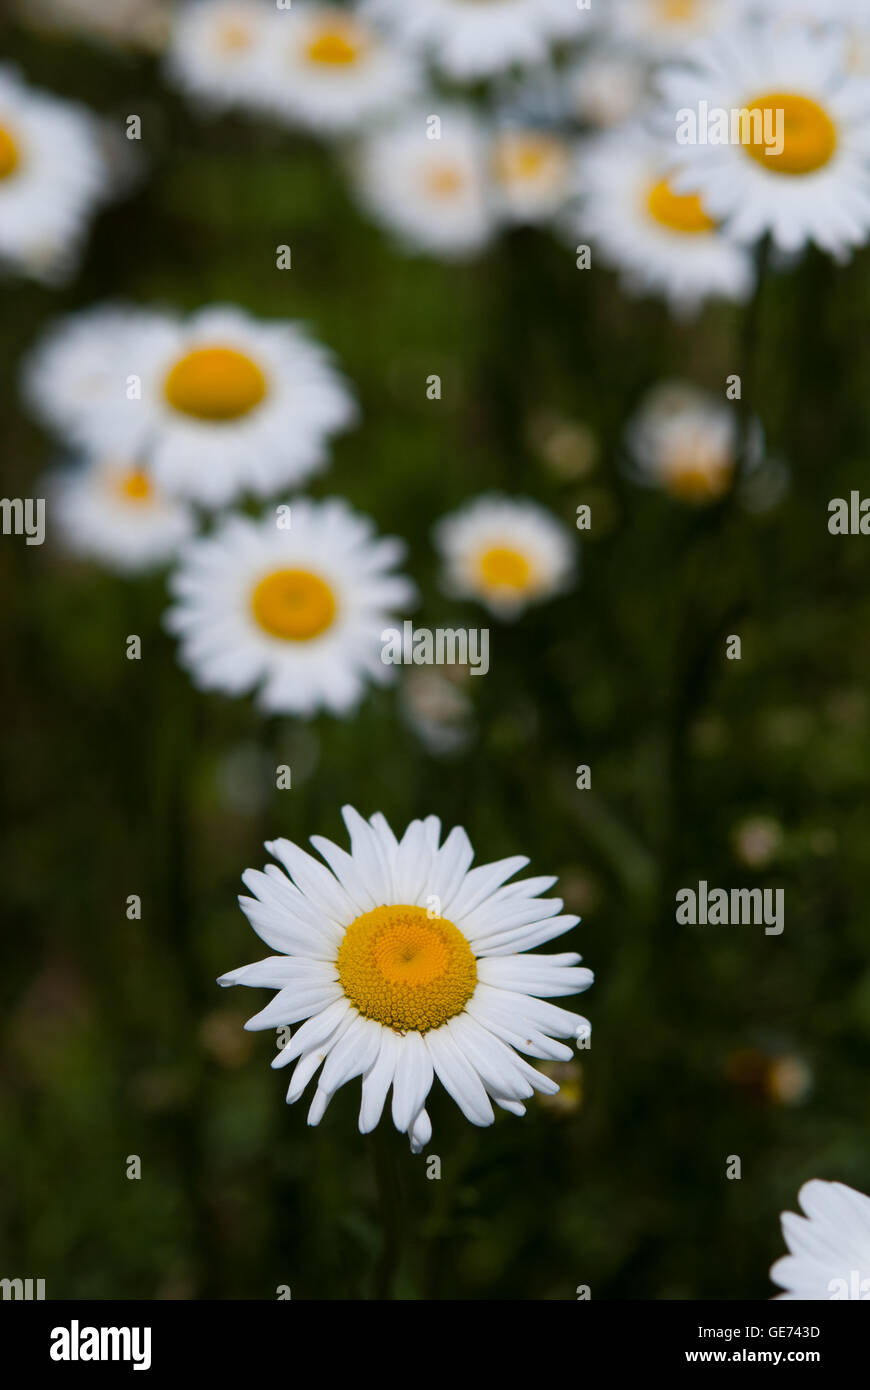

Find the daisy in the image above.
[
  {"left": 25, "top": 304, "right": 356, "bottom": 509},
  {"left": 770, "top": 1180, "right": 870, "bottom": 1300},
  {"left": 165, "top": 498, "right": 415, "bottom": 716},
  {"left": 624, "top": 381, "right": 763, "bottom": 504},
  {"left": 362, "top": 0, "right": 593, "bottom": 84},
  {"left": 574, "top": 126, "right": 755, "bottom": 317},
  {"left": 565, "top": 48, "right": 648, "bottom": 130},
  {"left": 601, "top": 0, "right": 753, "bottom": 56},
  {"left": 47, "top": 456, "right": 195, "bottom": 575},
  {"left": 253, "top": 4, "right": 419, "bottom": 135},
  {"left": 661, "top": 21, "right": 870, "bottom": 257},
  {"left": 434, "top": 494, "right": 576, "bottom": 619},
  {"left": 165, "top": 0, "right": 272, "bottom": 112},
  {"left": 353, "top": 105, "right": 496, "bottom": 260},
  {"left": 219, "top": 806, "right": 593, "bottom": 1150},
  {"left": 490, "top": 126, "right": 574, "bottom": 225},
  {"left": 0, "top": 66, "right": 108, "bottom": 284}
]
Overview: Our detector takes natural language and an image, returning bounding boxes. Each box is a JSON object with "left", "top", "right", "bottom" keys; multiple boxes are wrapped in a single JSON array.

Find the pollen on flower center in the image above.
[
  {"left": 743, "top": 92, "right": 838, "bottom": 176},
  {"left": 0, "top": 125, "right": 20, "bottom": 180},
  {"left": 251, "top": 567, "right": 337, "bottom": 641},
  {"left": 478, "top": 545, "right": 533, "bottom": 591},
  {"left": 337, "top": 905, "right": 477, "bottom": 1033},
  {"left": 306, "top": 26, "right": 363, "bottom": 66},
  {"left": 647, "top": 177, "right": 717, "bottom": 233},
  {"left": 164, "top": 345, "right": 267, "bottom": 421}
]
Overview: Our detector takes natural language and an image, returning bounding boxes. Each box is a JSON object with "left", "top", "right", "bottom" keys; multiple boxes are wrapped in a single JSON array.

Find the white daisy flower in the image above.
[
  {"left": 625, "top": 381, "right": 760, "bottom": 504},
  {"left": 253, "top": 4, "right": 419, "bottom": 135},
  {"left": 25, "top": 303, "right": 356, "bottom": 509},
  {"left": 601, "top": 0, "right": 754, "bottom": 56},
  {"left": 353, "top": 105, "right": 496, "bottom": 260},
  {"left": 490, "top": 127, "right": 574, "bottom": 225},
  {"left": 434, "top": 494, "right": 577, "bottom": 619},
  {"left": 47, "top": 456, "right": 195, "bottom": 575},
  {"left": 362, "top": 0, "right": 593, "bottom": 83},
  {"left": 219, "top": 805, "right": 593, "bottom": 1151},
  {"left": 566, "top": 47, "right": 648, "bottom": 130},
  {"left": 770, "top": 1180, "right": 870, "bottom": 1300},
  {"left": 574, "top": 126, "right": 755, "bottom": 317},
  {"left": 165, "top": 498, "right": 415, "bottom": 717},
  {"left": 166, "top": 0, "right": 273, "bottom": 112},
  {"left": 661, "top": 21, "right": 870, "bottom": 257},
  {"left": 0, "top": 66, "right": 108, "bottom": 284}
]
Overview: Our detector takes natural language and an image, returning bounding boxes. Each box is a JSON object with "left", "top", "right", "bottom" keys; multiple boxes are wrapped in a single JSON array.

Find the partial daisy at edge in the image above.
[
  {"left": 770, "top": 1180, "right": 870, "bottom": 1299},
  {"left": 164, "top": 497, "right": 416, "bottom": 718},
  {"left": 219, "top": 805, "right": 593, "bottom": 1152}
]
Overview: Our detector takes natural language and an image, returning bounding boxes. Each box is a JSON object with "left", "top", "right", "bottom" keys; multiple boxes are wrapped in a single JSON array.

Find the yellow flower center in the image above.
[
  {"left": 0, "top": 125, "right": 20, "bottom": 180},
  {"left": 116, "top": 468, "right": 153, "bottom": 503},
  {"left": 647, "top": 177, "right": 717, "bottom": 233},
  {"left": 425, "top": 164, "right": 466, "bottom": 198},
  {"left": 216, "top": 19, "right": 254, "bottom": 52},
  {"left": 664, "top": 450, "right": 732, "bottom": 503},
  {"left": 306, "top": 22, "right": 363, "bottom": 66},
  {"left": 658, "top": 0, "right": 697, "bottom": 22},
  {"left": 494, "top": 134, "right": 560, "bottom": 184},
  {"left": 337, "top": 905, "right": 477, "bottom": 1033},
  {"left": 250, "top": 568, "right": 337, "bottom": 641},
  {"left": 742, "top": 92, "right": 838, "bottom": 176},
  {"left": 164, "top": 346, "right": 267, "bottom": 421},
  {"left": 478, "top": 545, "right": 533, "bottom": 592}
]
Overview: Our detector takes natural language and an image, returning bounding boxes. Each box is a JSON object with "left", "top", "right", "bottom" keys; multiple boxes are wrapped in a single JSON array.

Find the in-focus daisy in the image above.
[
  {"left": 363, "top": 0, "right": 593, "bottom": 83},
  {"left": 254, "top": 4, "right": 419, "bottom": 135},
  {"left": 624, "top": 381, "right": 763, "bottom": 504},
  {"left": 353, "top": 105, "right": 495, "bottom": 260},
  {"left": 601, "top": 0, "right": 753, "bottom": 56},
  {"left": 0, "top": 66, "right": 108, "bottom": 284},
  {"left": 25, "top": 304, "right": 356, "bottom": 509},
  {"left": 219, "top": 806, "right": 593, "bottom": 1150},
  {"left": 770, "top": 1180, "right": 870, "bottom": 1300},
  {"left": 165, "top": 0, "right": 272, "bottom": 111},
  {"left": 490, "top": 127, "right": 574, "bottom": 225},
  {"left": 434, "top": 494, "right": 577, "bottom": 619},
  {"left": 165, "top": 498, "right": 415, "bottom": 716},
  {"left": 574, "top": 126, "right": 755, "bottom": 316},
  {"left": 661, "top": 21, "right": 870, "bottom": 257},
  {"left": 47, "top": 456, "right": 195, "bottom": 575}
]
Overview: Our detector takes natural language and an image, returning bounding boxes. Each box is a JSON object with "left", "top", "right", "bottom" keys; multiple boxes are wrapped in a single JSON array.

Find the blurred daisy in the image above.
[
  {"left": 574, "top": 126, "right": 755, "bottom": 317},
  {"left": 566, "top": 48, "right": 648, "bottom": 130},
  {"left": 48, "top": 456, "right": 195, "bottom": 575},
  {"left": 255, "top": 4, "right": 419, "bottom": 135},
  {"left": 771, "top": 1180, "right": 870, "bottom": 1300},
  {"left": 354, "top": 105, "right": 495, "bottom": 260},
  {"left": 26, "top": 304, "right": 356, "bottom": 509},
  {"left": 0, "top": 66, "right": 108, "bottom": 284},
  {"left": 17, "top": 0, "right": 172, "bottom": 51},
  {"left": 601, "top": 0, "right": 751, "bottom": 55},
  {"left": 166, "top": 498, "right": 415, "bottom": 716},
  {"left": 662, "top": 21, "right": 870, "bottom": 257},
  {"left": 434, "top": 494, "right": 577, "bottom": 619},
  {"left": 363, "top": 0, "right": 592, "bottom": 82},
  {"left": 490, "top": 127, "right": 574, "bottom": 225},
  {"left": 166, "top": 0, "right": 272, "bottom": 111},
  {"left": 625, "top": 382, "right": 761, "bottom": 504},
  {"left": 219, "top": 805, "right": 593, "bottom": 1150}
]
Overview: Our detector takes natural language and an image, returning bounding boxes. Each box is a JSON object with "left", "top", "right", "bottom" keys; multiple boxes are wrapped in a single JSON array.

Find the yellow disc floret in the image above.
[
  {"left": 306, "top": 20, "right": 364, "bottom": 66},
  {"left": 0, "top": 126, "right": 20, "bottom": 180},
  {"left": 251, "top": 568, "right": 337, "bottom": 641},
  {"left": 337, "top": 904, "right": 477, "bottom": 1033},
  {"left": 647, "top": 178, "right": 717, "bottom": 233},
  {"left": 117, "top": 468, "right": 153, "bottom": 503},
  {"left": 478, "top": 545, "right": 533, "bottom": 592},
  {"left": 164, "top": 346, "right": 267, "bottom": 421},
  {"left": 742, "top": 93, "right": 837, "bottom": 176}
]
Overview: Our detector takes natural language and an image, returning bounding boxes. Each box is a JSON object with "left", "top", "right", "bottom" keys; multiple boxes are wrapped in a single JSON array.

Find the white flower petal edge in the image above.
[
  {"left": 219, "top": 806, "right": 593, "bottom": 1151},
  {"left": 770, "top": 1180, "right": 870, "bottom": 1300}
]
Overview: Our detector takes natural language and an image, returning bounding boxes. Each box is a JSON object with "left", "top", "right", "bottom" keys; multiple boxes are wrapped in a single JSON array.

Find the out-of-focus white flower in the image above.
[
  {"left": 434, "top": 494, "right": 577, "bottom": 619},
  {"left": 47, "top": 456, "right": 195, "bottom": 575},
  {"left": 0, "top": 67, "right": 108, "bottom": 284},
  {"left": 662, "top": 21, "right": 870, "bottom": 257},
  {"left": 166, "top": 0, "right": 273, "bottom": 111},
  {"left": 771, "top": 1180, "right": 870, "bottom": 1300},
  {"left": 353, "top": 105, "right": 496, "bottom": 260},
  {"left": 166, "top": 498, "right": 415, "bottom": 717},
  {"left": 566, "top": 47, "right": 648, "bottom": 129},
  {"left": 16, "top": 0, "right": 172, "bottom": 51},
  {"left": 26, "top": 304, "right": 356, "bottom": 509},
  {"left": 490, "top": 127, "right": 574, "bottom": 224},
  {"left": 363, "top": 0, "right": 593, "bottom": 83},
  {"left": 219, "top": 805, "right": 593, "bottom": 1149},
  {"left": 574, "top": 126, "right": 755, "bottom": 317},
  {"left": 601, "top": 0, "right": 754, "bottom": 56},
  {"left": 625, "top": 382, "right": 763, "bottom": 504}
]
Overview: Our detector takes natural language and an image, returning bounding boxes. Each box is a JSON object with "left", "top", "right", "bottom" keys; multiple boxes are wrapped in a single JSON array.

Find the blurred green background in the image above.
[{"left": 3, "top": 11, "right": 870, "bottom": 1301}]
